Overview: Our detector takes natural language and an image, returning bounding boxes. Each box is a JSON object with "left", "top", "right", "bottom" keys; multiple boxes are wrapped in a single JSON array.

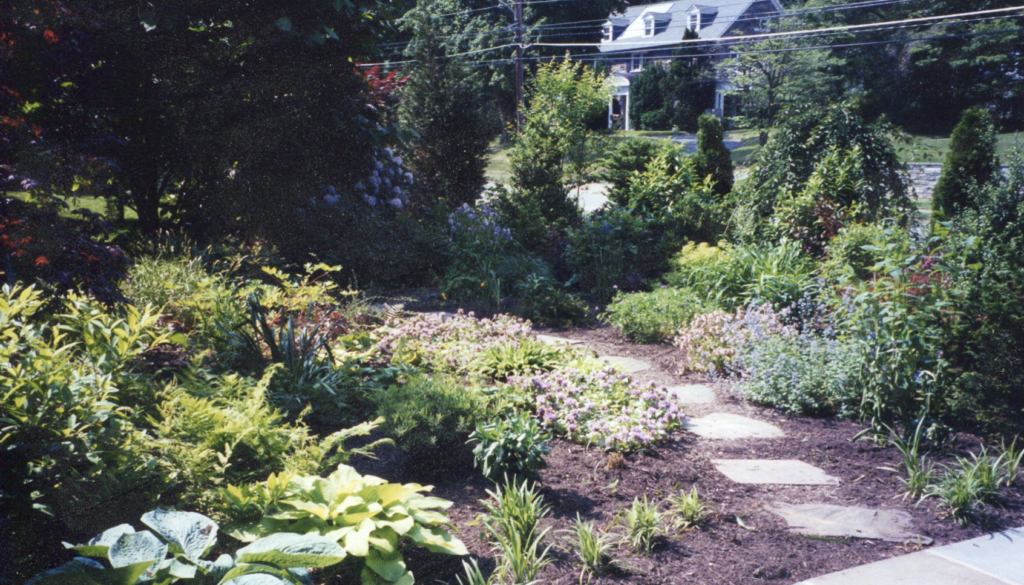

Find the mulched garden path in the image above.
[{"left": 354, "top": 317, "right": 1024, "bottom": 585}]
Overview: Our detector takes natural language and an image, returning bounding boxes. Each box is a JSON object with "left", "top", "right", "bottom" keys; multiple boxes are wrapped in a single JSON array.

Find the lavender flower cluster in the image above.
[
  {"left": 376, "top": 309, "right": 532, "bottom": 372},
  {"left": 448, "top": 203, "right": 512, "bottom": 246},
  {"left": 675, "top": 303, "right": 793, "bottom": 375},
  {"left": 507, "top": 366, "right": 684, "bottom": 452}
]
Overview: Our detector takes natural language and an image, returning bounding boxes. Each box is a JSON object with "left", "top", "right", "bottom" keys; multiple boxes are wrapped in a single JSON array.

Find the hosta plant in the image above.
[
  {"left": 27, "top": 508, "right": 346, "bottom": 585},
  {"left": 470, "top": 337, "right": 565, "bottom": 382},
  {"left": 220, "top": 465, "right": 468, "bottom": 585},
  {"left": 469, "top": 413, "right": 552, "bottom": 480}
]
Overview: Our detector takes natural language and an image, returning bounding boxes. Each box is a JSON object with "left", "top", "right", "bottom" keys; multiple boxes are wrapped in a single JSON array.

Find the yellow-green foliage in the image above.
[
  {"left": 221, "top": 465, "right": 467, "bottom": 585},
  {"left": 123, "top": 254, "right": 243, "bottom": 346},
  {"left": 1, "top": 285, "right": 163, "bottom": 520},
  {"left": 672, "top": 242, "right": 728, "bottom": 276},
  {"left": 145, "top": 367, "right": 322, "bottom": 510}
]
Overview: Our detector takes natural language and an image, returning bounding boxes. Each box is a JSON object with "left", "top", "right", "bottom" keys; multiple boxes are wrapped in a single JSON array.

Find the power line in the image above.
[
  {"left": 531, "top": 4, "right": 1024, "bottom": 47},
  {"left": 360, "top": 6, "right": 1024, "bottom": 69}
]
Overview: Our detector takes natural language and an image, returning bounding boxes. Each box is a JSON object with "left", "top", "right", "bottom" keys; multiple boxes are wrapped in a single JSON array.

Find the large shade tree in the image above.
[{"left": 3, "top": 0, "right": 398, "bottom": 235}]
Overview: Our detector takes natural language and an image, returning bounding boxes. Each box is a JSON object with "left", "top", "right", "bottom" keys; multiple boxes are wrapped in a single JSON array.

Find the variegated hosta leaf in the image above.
[
  {"left": 26, "top": 558, "right": 103, "bottom": 585},
  {"left": 108, "top": 531, "right": 167, "bottom": 570},
  {"left": 63, "top": 524, "right": 135, "bottom": 559},
  {"left": 342, "top": 519, "right": 374, "bottom": 557},
  {"left": 367, "top": 527, "right": 399, "bottom": 555},
  {"left": 405, "top": 525, "right": 468, "bottom": 556},
  {"left": 220, "top": 563, "right": 305, "bottom": 585},
  {"left": 141, "top": 508, "right": 219, "bottom": 562},
  {"left": 364, "top": 548, "right": 407, "bottom": 582},
  {"left": 376, "top": 513, "right": 414, "bottom": 536},
  {"left": 234, "top": 533, "right": 347, "bottom": 569},
  {"left": 408, "top": 509, "right": 450, "bottom": 526}
]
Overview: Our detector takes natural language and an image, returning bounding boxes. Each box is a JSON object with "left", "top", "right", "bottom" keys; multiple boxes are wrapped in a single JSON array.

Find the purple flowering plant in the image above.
[
  {"left": 506, "top": 366, "right": 684, "bottom": 452},
  {"left": 376, "top": 309, "right": 533, "bottom": 374},
  {"left": 442, "top": 203, "right": 515, "bottom": 308}
]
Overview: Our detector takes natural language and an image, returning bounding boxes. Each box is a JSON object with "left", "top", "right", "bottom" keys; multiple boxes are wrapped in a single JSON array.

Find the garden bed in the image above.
[{"left": 355, "top": 321, "right": 1024, "bottom": 585}]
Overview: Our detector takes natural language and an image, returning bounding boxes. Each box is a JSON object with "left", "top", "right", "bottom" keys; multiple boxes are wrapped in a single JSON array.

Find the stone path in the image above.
[
  {"left": 535, "top": 334, "right": 584, "bottom": 346},
  {"left": 684, "top": 413, "right": 783, "bottom": 439},
  {"left": 712, "top": 459, "right": 841, "bottom": 486},
  {"left": 767, "top": 503, "right": 933, "bottom": 545},
  {"left": 600, "top": 355, "right": 651, "bottom": 373},
  {"left": 666, "top": 384, "right": 716, "bottom": 404},
  {"left": 795, "top": 526, "right": 1024, "bottom": 585},
  {"left": 582, "top": 337, "right": 1019, "bottom": 584}
]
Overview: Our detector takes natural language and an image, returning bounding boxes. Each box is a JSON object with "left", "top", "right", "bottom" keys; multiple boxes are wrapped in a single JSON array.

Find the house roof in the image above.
[{"left": 599, "top": 0, "right": 782, "bottom": 54}]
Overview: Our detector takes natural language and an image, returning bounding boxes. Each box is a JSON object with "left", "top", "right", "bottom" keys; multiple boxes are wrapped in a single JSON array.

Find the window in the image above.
[
  {"left": 644, "top": 16, "right": 655, "bottom": 37},
  {"left": 603, "top": 24, "right": 613, "bottom": 42},
  {"left": 631, "top": 53, "right": 645, "bottom": 71},
  {"left": 689, "top": 10, "right": 700, "bottom": 32}
]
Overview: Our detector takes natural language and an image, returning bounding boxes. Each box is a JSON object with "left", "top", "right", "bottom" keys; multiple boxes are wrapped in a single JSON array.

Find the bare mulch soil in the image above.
[{"left": 353, "top": 319, "right": 1024, "bottom": 585}]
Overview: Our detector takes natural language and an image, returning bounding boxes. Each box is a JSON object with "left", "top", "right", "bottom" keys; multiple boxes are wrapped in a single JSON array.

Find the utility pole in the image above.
[{"left": 514, "top": 0, "right": 524, "bottom": 132}]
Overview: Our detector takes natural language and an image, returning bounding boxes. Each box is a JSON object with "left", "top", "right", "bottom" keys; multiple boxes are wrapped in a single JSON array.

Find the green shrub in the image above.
[
  {"left": 821, "top": 221, "right": 890, "bottom": 285},
  {"left": 932, "top": 107, "right": 998, "bottom": 222},
  {"left": 694, "top": 114, "right": 734, "bottom": 196},
  {"left": 470, "top": 337, "right": 564, "bottom": 381},
  {"left": 602, "top": 287, "right": 718, "bottom": 343},
  {"left": 598, "top": 139, "right": 662, "bottom": 203},
  {"left": 27, "top": 508, "right": 351, "bottom": 585},
  {"left": 566, "top": 208, "right": 652, "bottom": 303},
  {"left": 371, "top": 375, "right": 490, "bottom": 469},
  {"left": 123, "top": 253, "right": 242, "bottom": 347},
  {"left": 736, "top": 102, "right": 911, "bottom": 241},
  {"left": 733, "top": 330, "right": 864, "bottom": 417},
  {"left": 666, "top": 241, "right": 818, "bottom": 312},
  {"left": 469, "top": 412, "right": 551, "bottom": 480},
  {"left": 828, "top": 226, "right": 960, "bottom": 434},
  {"left": 512, "top": 273, "right": 589, "bottom": 327},
  {"left": 220, "top": 465, "right": 467, "bottom": 585}
]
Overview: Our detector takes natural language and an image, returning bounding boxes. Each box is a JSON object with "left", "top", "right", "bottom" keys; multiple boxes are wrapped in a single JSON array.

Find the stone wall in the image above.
[{"left": 908, "top": 163, "right": 1013, "bottom": 200}]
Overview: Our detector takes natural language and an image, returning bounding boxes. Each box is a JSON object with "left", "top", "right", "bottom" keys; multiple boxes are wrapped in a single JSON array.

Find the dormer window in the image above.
[
  {"left": 603, "top": 23, "right": 613, "bottom": 41},
  {"left": 688, "top": 10, "right": 701, "bottom": 32},
  {"left": 644, "top": 15, "right": 655, "bottom": 37}
]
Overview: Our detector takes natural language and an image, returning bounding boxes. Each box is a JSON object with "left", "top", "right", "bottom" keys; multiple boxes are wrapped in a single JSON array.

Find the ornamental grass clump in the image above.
[
  {"left": 618, "top": 496, "right": 663, "bottom": 555},
  {"left": 506, "top": 366, "right": 684, "bottom": 452}
]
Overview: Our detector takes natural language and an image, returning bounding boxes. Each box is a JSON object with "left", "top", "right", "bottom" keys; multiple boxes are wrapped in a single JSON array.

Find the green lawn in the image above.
[
  {"left": 899, "top": 132, "right": 1024, "bottom": 163},
  {"left": 484, "top": 141, "right": 513, "bottom": 184},
  {"left": 9, "top": 191, "right": 139, "bottom": 222}
]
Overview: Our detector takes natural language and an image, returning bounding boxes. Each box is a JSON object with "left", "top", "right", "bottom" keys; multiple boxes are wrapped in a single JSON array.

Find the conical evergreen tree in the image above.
[
  {"left": 932, "top": 107, "right": 998, "bottom": 221},
  {"left": 399, "top": 4, "right": 495, "bottom": 209},
  {"left": 694, "top": 114, "right": 734, "bottom": 195}
]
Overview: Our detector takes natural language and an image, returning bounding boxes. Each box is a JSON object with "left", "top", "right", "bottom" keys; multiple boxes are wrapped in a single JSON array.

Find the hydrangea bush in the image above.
[
  {"left": 376, "top": 310, "right": 533, "bottom": 373},
  {"left": 506, "top": 366, "right": 684, "bottom": 452}
]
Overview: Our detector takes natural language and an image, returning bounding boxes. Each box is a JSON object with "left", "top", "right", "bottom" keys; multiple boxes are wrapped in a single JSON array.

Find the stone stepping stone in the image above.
[
  {"left": 767, "top": 503, "right": 932, "bottom": 545},
  {"left": 667, "top": 384, "right": 716, "bottom": 404},
  {"left": 535, "top": 335, "right": 584, "bottom": 346},
  {"left": 797, "top": 551, "right": 1008, "bottom": 585},
  {"left": 683, "top": 413, "right": 783, "bottom": 439},
  {"left": 600, "top": 356, "right": 651, "bottom": 373},
  {"left": 712, "top": 459, "right": 840, "bottom": 485},
  {"left": 927, "top": 526, "right": 1024, "bottom": 584}
]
